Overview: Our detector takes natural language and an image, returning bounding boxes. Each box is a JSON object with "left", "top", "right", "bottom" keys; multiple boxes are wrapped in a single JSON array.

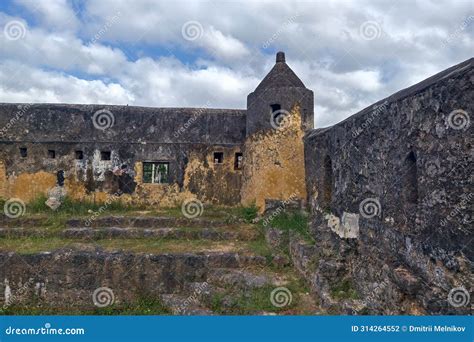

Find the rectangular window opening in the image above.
[
  {"left": 143, "top": 162, "right": 169, "bottom": 184},
  {"left": 270, "top": 103, "right": 281, "bottom": 113},
  {"left": 101, "top": 151, "right": 111, "bottom": 161},
  {"left": 48, "top": 150, "right": 56, "bottom": 159},
  {"left": 19, "top": 147, "right": 27, "bottom": 158},
  {"left": 75, "top": 150, "right": 84, "bottom": 160},
  {"left": 234, "top": 152, "right": 243, "bottom": 170},
  {"left": 213, "top": 152, "right": 224, "bottom": 164}
]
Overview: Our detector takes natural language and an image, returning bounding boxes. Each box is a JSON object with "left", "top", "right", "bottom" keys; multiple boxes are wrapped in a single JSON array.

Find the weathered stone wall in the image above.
[
  {"left": 0, "top": 250, "right": 263, "bottom": 309},
  {"left": 303, "top": 58, "right": 473, "bottom": 314},
  {"left": 241, "top": 104, "right": 307, "bottom": 211},
  {"left": 0, "top": 104, "right": 245, "bottom": 206}
]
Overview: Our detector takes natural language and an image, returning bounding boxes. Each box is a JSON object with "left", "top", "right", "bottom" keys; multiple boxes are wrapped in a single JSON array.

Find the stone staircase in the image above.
[
  {"left": 62, "top": 215, "right": 258, "bottom": 241},
  {"left": 0, "top": 213, "right": 319, "bottom": 315}
]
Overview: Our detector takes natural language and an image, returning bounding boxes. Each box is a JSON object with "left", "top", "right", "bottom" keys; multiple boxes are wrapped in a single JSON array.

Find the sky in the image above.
[{"left": 0, "top": 0, "right": 472, "bottom": 128}]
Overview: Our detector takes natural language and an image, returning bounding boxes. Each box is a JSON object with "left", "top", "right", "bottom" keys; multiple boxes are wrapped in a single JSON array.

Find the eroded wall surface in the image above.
[
  {"left": 0, "top": 104, "right": 245, "bottom": 206},
  {"left": 304, "top": 58, "right": 473, "bottom": 314},
  {"left": 241, "top": 104, "right": 307, "bottom": 211}
]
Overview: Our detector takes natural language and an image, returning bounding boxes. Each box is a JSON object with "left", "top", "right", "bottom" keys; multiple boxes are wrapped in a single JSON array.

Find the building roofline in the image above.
[
  {"left": 306, "top": 57, "right": 473, "bottom": 140},
  {"left": 0, "top": 102, "right": 247, "bottom": 115}
]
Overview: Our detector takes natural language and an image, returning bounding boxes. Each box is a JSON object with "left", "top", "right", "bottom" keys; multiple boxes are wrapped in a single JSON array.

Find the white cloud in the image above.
[
  {"left": 0, "top": 61, "right": 134, "bottom": 104},
  {"left": 15, "top": 0, "right": 79, "bottom": 31},
  {"left": 0, "top": 0, "right": 472, "bottom": 127},
  {"left": 199, "top": 26, "right": 250, "bottom": 61}
]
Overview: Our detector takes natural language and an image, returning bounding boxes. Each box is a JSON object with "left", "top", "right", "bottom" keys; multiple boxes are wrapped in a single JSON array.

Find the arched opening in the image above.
[
  {"left": 322, "top": 155, "right": 333, "bottom": 211},
  {"left": 403, "top": 151, "right": 418, "bottom": 205}
]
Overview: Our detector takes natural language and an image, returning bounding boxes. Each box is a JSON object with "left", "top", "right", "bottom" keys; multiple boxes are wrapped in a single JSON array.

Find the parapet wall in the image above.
[{"left": 303, "top": 58, "right": 473, "bottom": 314}]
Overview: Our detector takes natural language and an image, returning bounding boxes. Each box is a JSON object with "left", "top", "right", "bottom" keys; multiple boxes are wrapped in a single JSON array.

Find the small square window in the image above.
[
  {"left": 19, "top": 147, "right": 27, "bottom": 158},
  {"left": 270, "top": 103, "right": 281, "bottom": 113},
  {"left": 101, "top": 151, "right": 111, "bottom": 161},
  {"left": 75, "top": 150, "right": 84, "bottom": 160},
  {"left": 48, "top": 150, "right": 56, "bottom": 159},
  {"left": 143, "top": 162, "right": 169, "bottom": 184},
  {"left": 234, "top": 152, "right": 243, "bottom": 170},
  {"left": 213, "top": 152, "right": 224, "bottom": 164}
]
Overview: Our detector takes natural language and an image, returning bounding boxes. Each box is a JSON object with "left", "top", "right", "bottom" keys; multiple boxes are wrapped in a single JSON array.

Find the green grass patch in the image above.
[
  {"left": 0, "top": 295, "right": 170, "bottom": 315},
  {"left": 0, "top": 236, "right": 253, "bottom": 254},
  {"left": 330, "top": 279, "right": 359, "bottom": 300},
  {"left": 236, "top": 203, "right": 259, "bottom": 223},
  {"left": 210, "top": 276, "right": 311, "bottom": 315},
  {"left": 28, "top": 195, "right": 136, "bottom": 216},
  {"left": 261, "top": 211, "right": 314, "bottom": 243},
  {"left": 247, "top": 237, "right": 273, "bottom": 263}
]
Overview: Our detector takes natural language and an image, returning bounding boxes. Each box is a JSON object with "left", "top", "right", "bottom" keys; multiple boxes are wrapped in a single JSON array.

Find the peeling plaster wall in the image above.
[
  {"left": 303, "top": 58, "right": 473, "bottom": 314},
  {"left": 0, "top": 141, "right": 243, "bottom": 207},
  {"left": 0, "top": 103, "right": 246, "bottom": 206},
  {"left": 241, "top": 105, "right": 307, "bottom": 211}
]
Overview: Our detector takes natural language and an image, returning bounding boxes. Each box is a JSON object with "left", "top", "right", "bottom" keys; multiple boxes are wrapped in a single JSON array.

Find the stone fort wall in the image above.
[
  {"left": 0, "top": 104, "right": 246, "bottom": 205},
  {"left": 303, "top": 58, "right": 473, "bottom": 314}
]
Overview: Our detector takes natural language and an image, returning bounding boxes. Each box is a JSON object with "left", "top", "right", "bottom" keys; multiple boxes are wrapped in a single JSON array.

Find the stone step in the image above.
[
  {"left": 61, "top": 227, "right": 258, "bottom": 241},
  {"left": 206, "top": 268, "right": 273, "bottom": 289},
  {"left": 0, "top": 217, "right": 51, "bottom": 228},
  {"left": 160, "top": 294, "right": 214, "bottom": 315},
  {"left": 66, "top": 216, "right": 233, "bottom": 229},
  {"left": 0, "top": 227, "right": 50, "bottom": 238}
]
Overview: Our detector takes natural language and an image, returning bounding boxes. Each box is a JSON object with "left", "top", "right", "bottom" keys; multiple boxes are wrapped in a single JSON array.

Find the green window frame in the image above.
[{"left": 143, "top": 162, "right": 170, "bottom": 184}]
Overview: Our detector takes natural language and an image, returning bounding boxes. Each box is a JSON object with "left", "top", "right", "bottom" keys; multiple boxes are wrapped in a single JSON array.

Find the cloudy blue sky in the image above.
[{"left": 0, "top": 0, "right": 472, "bottom": 127}]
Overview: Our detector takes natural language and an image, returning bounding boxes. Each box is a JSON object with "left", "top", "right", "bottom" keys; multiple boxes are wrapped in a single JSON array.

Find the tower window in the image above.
[
  {"left": 143, "top": 162, "right": 169, "bottom": 184},
  {"left": 101, "top": 151, "right": 111, "bottom": 161},
  {"left": 234, "top": 152, "right": 243, "bottom": 170},
  {"left": 19, "top": 147, "right": 27, "bottom": 158},
  {"left": 57, "top": 170, "right": 65, "bottom": 186},
  {"left": 48, "top": 150, "right": 56, "bottom": 159},
  {"left": 75, "top": 150, "right": 84, "bottom": 160},
  {"left": 403, "top": 152, "right": 418, "bottom": 205},
  {"left": 213, "top": 152, "right": 224, "bottom": 164},
  {"left": 270, "top": 104, "right": 281, "bottom": 113}
]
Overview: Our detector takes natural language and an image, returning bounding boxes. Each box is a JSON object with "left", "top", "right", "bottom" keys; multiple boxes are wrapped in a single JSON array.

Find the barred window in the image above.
[
  {"left": 234, "top": 152, "right": 243, "bottom": 170},
  {"left": 143, "top": 162, "right": 169, "bottom": 184}
]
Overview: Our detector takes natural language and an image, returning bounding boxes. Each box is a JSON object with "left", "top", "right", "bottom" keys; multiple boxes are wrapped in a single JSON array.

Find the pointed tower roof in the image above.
[{"left": 254, "top": 52, "right": 306, "bottom": 92}]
